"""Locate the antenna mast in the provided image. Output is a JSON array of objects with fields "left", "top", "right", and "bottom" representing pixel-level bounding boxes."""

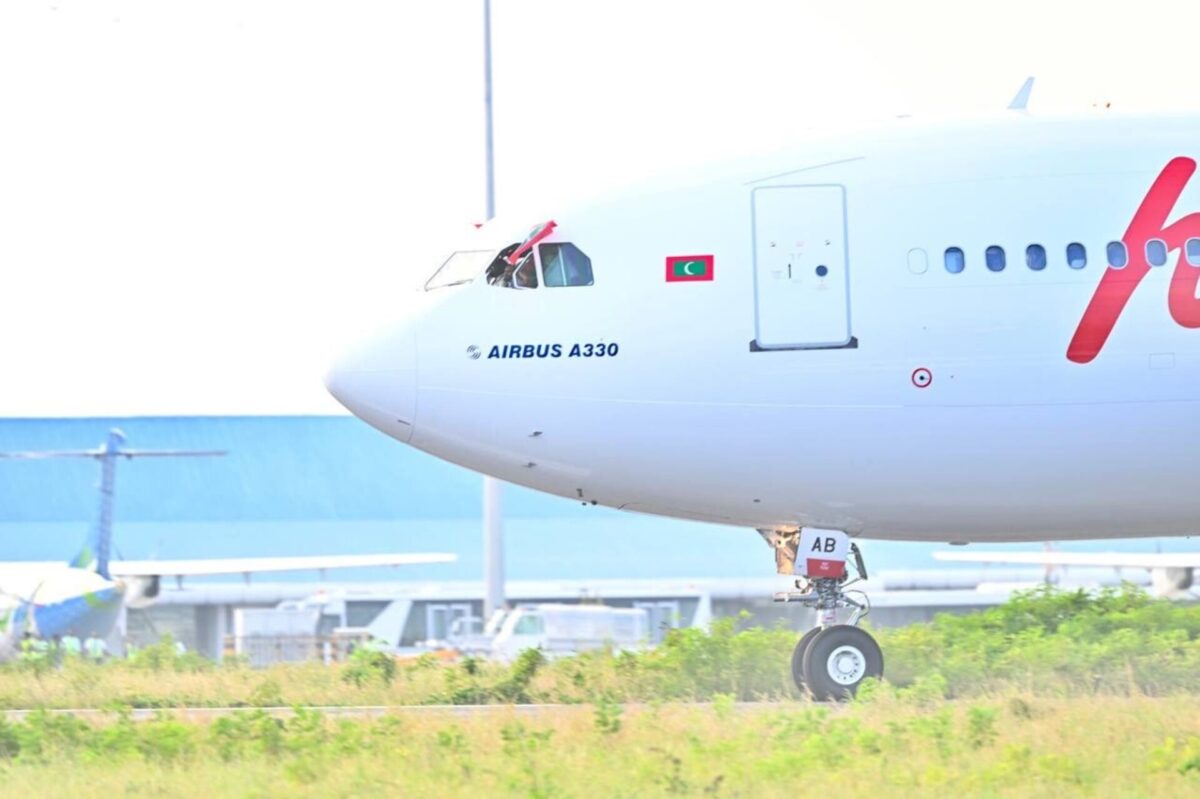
[
  {"left": 481, "top": 0, "right": 506, "bottom": 622},
  {"left": 0, "top": 428, "right": 225, "bottom": 578}
]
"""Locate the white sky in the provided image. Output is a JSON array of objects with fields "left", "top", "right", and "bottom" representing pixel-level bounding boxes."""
[{"left": 3, "top": 0, "right": 1199, "bottom": 416}]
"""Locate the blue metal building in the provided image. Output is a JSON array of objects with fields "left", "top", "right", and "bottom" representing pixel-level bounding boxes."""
[{"left": 0, "top": 416, "right": 779, "bottom": 581}]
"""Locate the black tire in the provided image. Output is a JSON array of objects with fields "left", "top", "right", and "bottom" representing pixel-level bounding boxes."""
[
  {"left": 801, "top": 625, "right": 883, "bottom": 702},
  {"left": 789, "top": 628, "right": 823, "bottom": 693}
]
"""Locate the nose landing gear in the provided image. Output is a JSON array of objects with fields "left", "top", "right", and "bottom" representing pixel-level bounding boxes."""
[
  {"left": 795, "top": 624, "right": 884, "bottom": 700},
  {"left": 765, "top": 528, "right": 884, "bottom": 700}
]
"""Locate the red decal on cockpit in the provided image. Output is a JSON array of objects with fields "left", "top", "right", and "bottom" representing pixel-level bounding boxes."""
[
  {"left": 506, "top": 220, "right": 558, "bottom": 265},
  {"left": 1068, "top": 157, "right": 1200, "bottom": 363}
]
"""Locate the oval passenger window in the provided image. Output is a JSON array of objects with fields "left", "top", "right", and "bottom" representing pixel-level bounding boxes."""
[
  {"left": 944, "top": 247, "right": 965, "bottom": 274},
  {"left": 1066, "top": 243, "right": 1087, "bottom": 269},
  {"left": 1107, "top": 241, "right": 1128, "bottom": 269},
  {"left": 1026, "top": 244, "right": 1047, "bottom": 271},
  {"left": 985, "top": 246, "right": 1006, "bottom": 272},
  {"left": 1146, "top": 239, "right": 1168, "bottom": 267},
  {"left": 1186, "top": 238, "right": 1200, "bottom": 267}
]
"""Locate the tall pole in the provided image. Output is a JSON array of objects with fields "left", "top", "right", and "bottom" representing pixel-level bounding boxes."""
[
  {"left": 483, "top": 0, "right": 496, "bottom": 220},
  {"left": 94, "top": 430, "right": 124, "bottom": 579},
  {"left": 483, "top": 474, "right": 504, "bottom": 620},
  {"left": 481, "top": 0, "right": 506, "bottom": 622}
]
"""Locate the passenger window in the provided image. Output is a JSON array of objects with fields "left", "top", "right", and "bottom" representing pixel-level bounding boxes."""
[
  {"left": 985, "top": 246, "right": 1006, "bottom": 272},
  {"left": 1107, "top": 241, "right": 1128, "bottom": 269},
  {"left": 944, "top": 247, "right": 965, "bottom": 274},
  {"left": 1026, "top": 244, "right": 1047, "bottom": 271},
  {"left": 539, "top": 243, "right": 594, "bottom": 287},
  {"left": 1186, "top": 238, "right": 1200, "bottom": 266},
  {"left": 1146, "top": 238, "right": 1168, "bottom": 267},
  {"left": 1066, "top": 243, "right": 1087, "bottom": 269},
  {"left": 906, "top": 248, "right": 929, "bottom": 275}
]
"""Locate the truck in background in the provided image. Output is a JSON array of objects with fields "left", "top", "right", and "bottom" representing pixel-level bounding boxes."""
[{"left": 448, "top": 603, "right": 651, "bottom": 661}]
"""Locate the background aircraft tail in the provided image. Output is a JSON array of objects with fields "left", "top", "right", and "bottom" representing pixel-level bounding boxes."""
[
  {"left": 69, "top": 521, "right": 111, "bottom": 579},
  {"left": 6, "top": 427, "right": 225, "bottom": 581}
]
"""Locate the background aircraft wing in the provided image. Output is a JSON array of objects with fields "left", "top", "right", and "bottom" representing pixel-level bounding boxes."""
[
  {"left": 933, "top": 551, "right": 1200, "bottom": 569},
  {"left": 109, "top": 552, "right": 456, "bottom": 578},
  {"left": 0, "top": 449, "right": 101, "bottom": 459},
  {"left": 111, "top": 449, "right": 226, "bottom": 458}
]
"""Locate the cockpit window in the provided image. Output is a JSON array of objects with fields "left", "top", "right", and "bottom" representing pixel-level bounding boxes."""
[
  {"left": 512, "top": 253, "right": 538, "bottom": 289},
  {"left": 540, "top": 243, "right": 594, "bottom": 287},
  {"left": 485, "top": 222, "right": 557, "bottom": 289},
  {"left": 486, "top": 243, "right": 523, "bottom": 287},
  {"left": 425, "top": 250, "right": 495, "bottom": 290},
  {"left": 482, "top": 222, "right": 594, "bottom": 290}
]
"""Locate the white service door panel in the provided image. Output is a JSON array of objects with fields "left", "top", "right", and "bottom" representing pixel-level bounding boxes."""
[{"left": 752, "top": 185, "right": 851, "bottom": 349}]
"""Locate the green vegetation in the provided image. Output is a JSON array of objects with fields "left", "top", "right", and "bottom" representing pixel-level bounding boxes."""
[
  {"left": 1, "top": 696, "right": 1199, "bottom": 797},
  {"left": 2, "top": 586, "right": 1198, "bottom": 709},
  {"left": 0, "top": 587, "right": 1199, "bottom": 796}
]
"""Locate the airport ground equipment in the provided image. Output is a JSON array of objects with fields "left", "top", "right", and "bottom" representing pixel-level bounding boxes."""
[
  {"left": 449, "top": 603, "right": 651, "bottom": 662},
  {"left": 767, "top": 528, "right": 882, "bottom": 700}
]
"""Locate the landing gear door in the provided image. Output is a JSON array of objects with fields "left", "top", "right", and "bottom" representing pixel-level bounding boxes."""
[{"left": 752, "top": 185, "right": 852, "bottom": 350}]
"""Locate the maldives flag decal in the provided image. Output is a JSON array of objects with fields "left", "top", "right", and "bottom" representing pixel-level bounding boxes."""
[{"left": 665, "top": 254, "right": 714, "bottom": 282}]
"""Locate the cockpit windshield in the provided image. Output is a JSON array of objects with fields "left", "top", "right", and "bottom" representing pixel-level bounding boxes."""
[
  {"left": 425, "top": 250, "right": 495, "bottom": 291},
  {"left": 541, "top": 243, "right": 594, "bottom": 287},
  {"left": 484, "top": 220, "right": 594, "bottom": 290}
]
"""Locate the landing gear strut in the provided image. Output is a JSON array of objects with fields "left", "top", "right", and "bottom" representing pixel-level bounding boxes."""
[{"left": 763, "top": 528, "right": 883, "bottom": 700}]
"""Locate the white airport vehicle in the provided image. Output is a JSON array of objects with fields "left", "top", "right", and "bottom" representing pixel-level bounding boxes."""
[
  {"left": 0, "top": 430, "right": 456, "bottom": 657},
  {"left": 327, "top": 84, "right": 1200, "bottom": 698},
  {"left": 443, "top": 614, "right": 494, "bottom": 655},
  {"left": 470, "top": 604, "right": 650, "bottom": 662}
]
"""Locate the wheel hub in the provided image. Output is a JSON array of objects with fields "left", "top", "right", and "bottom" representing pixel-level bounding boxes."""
[{"left": 826, "top": 644, "right": 865, "bottom": 685}]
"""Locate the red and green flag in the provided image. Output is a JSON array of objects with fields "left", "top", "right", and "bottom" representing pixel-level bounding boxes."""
[{"left": 665, "top": 254, "right": 714, "bottom": 282}]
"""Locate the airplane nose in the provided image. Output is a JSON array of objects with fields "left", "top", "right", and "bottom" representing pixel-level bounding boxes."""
[{"left": 325, "top": 324, "right": 418, "bottom": 443}]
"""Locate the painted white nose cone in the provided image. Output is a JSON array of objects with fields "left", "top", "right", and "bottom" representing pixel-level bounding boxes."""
[{"left": 325, "top": 325, "right": 417, "bottom": 443}]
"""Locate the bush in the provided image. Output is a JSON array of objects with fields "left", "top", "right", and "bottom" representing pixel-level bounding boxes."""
[
  {"left": 877, "top": 584, "right": 1200, "bottom": 696},
  {"left": 341, "top": 648, "right": 397, "bottom": 688},
  {"left": 138, "top": 714, "right": 196, "bottom": 763},
  {"left": 493, "top": 649, "right": 545, "bottom": 703},
  {"left": 127, "top": 634, "right": 212, "bottom": 674},
  {"left": 521, "top": 584, "right": 1200, "bottom": 702},
  {"left": 0, "top": 585, "right": 1194, "bottom": 713},
  {"left": 248, "top": 679, "right": 283, "bottom": 708}
]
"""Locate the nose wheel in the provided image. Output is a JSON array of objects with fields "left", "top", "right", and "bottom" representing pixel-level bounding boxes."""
[
  {"left": 766, "top": 529, "right": 884, "bottom": 700},
  {"left": 796, "top": 625, "right": 883, "bottom": 700},
  {"left": 789, "top": 627, "right": 822, "bottom": 691}
]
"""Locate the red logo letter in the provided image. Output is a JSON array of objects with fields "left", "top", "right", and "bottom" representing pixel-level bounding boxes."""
[{"left": 1068, "top": 157, "right": 1200, "bottom": 363}]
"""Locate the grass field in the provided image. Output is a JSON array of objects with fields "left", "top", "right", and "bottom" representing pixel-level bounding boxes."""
[
  {"left": 3, "top": 585, "right": 1199, "bottom": 710},
  {"left": 2, "top": 586, "right": 1199, "bottom": 796},
  {"left": 1, "top": 694, "right": 1199, "bottom": 797}
]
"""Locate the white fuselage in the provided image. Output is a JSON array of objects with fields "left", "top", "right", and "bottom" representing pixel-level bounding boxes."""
[
  {"left": 328, "top": 112, "right": 1200, "bottom": 543},
  {"left": 0, "top": 563, "right": 123, "bottom": 647}
]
